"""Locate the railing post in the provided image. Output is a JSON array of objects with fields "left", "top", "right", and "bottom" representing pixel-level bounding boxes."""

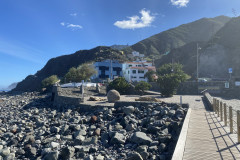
[
  {"left": 215, "top": 99, "right": 218, "bottom": 114},
  {"left": 217, "top": 100, "right": 220, "bottom": 117},
  {"left": 229, "top": 106, "right": 233, "bottom": 133},
  {"left": 224, "top": 103, "right": 227, "bottom": 126},
  {"left": 213, "top": 98, "right": 216, "bottom": 113},
  {"left": 220, "top": 101, "right": 223, "bottom": 121},
  {"left": 237, "top": 111, "right": 240, "bottom": 143}
]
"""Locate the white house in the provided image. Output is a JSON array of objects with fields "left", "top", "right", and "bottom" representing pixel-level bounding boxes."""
[
  {"left": 132, "top": 51, "right": 144, "bottom": 58},
  {"left": 123, "top": 60, "right": 156, "bottom": 82}
]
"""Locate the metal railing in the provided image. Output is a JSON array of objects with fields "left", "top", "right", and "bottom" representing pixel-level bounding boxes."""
[{"left": 211, "top": 97, "right": 240, "bottom": 143}]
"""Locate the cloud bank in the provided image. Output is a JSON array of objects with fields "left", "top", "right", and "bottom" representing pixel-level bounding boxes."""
[
  {"left": 170, "top": 0, "right": 190, "bottom": 7},
  {"left": 114, "top": 9, "right": 155, "bottom": 29}
]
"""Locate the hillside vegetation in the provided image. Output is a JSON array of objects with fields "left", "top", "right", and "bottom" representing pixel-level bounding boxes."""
[{"left": 124, "top": 16, "right": 231, "bottom": 57}]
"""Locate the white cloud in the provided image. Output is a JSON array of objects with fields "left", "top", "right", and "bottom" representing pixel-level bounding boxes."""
[
  {"left": 170, "top": 0, "right": 190, "bottom": 7},
  {"left": 66, "top": 24, "right": 83, "bottom": 30},
  {"left": 60, "top": 22, "right": 82, "bottom": 30},
  {"left": 114, "top": 9, "right": 155, "bottom": 29},
  {"left": 70, "top": 13, "right": 77, "bottom": 17}
]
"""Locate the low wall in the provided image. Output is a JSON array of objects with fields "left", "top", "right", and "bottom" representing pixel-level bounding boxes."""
[
  {"left": 114, "top": 101, "right": 189, "bottom": 109},
  {"left": 177, "top": 81, "right": 227, "bottom": 96},
  {"left": 172, "top": 108, "right": 191, "bottom": 160},
  {"left": 203, "top": 92, "right": 213, "bottom": 110},
  {"left": 54, "top": 95, "right": 84, "bottom": 107},
  {"left": 52, "top": 86, "right": 84, "bottom": 108}
]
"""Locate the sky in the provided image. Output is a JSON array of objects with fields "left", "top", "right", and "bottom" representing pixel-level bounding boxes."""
[{"left": 0, "top": 0, "right": 240, "bottom": 89}]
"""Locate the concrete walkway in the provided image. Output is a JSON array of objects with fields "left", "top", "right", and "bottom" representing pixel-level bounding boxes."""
[
  {"left": 181, "top": 97, "right": 240, "bottom": 160},
  {"left": 158, "top": 95, "right": 240, "bottom": 159}
]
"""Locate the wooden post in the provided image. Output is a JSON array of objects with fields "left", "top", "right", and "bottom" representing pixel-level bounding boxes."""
[
  {"left": 237, "top": 111, "right": 240, "bottom": 143},
  {"left": 220, "top": 101, "right": 223, "bottom": 121},
  {"left": 224, "top": 103, "right": 227, "bottom": 126},
  {"left": 214, "top": 98, "right": 218, "bottom": 114},
  {"left": 217, "top": 100, "right": 220, "bottom": 117},
  {"left": 213, "top": 98, "right": 216, "bottom": 112},
  {"left": 229, "top": 106, "right": 233, "bottom": 133}
]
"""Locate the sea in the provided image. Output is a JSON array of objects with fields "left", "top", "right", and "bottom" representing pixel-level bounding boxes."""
[{"left": 0, "top": 90, "right": 10, "bottom": 93}]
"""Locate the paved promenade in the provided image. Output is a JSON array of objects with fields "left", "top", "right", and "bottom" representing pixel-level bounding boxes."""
[{"left": 161, "top": 95, "right": 240, "bottom": 160}]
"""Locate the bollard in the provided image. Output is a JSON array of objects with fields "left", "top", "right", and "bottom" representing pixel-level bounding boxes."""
[
  {"left": 229, "top": 106, "right": 233, "bottom": 133},
  {"left": 220, "top": 101, "right": 223, "bottom": 121},
  {"left": 237, "top": 111, "right": 240, "bottom": 143},
  {"left": 224, "top": 103, "right": 227, "bottom": 126}
]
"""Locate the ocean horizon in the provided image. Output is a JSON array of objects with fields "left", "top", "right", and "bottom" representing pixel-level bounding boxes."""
[{"left": 0, "top": 89, "right": 10, "bottom": 92}]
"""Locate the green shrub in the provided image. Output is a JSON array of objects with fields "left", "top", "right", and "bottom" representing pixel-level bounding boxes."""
[
  {"left": 135, "top": 81, "right": 152, "bottom": 95},
  {"left": 42, "top": 75, "right": 59, "bottom": 90},
  {"left": 107, "top": 77, "right": 131, "bottom": 95},
  {"left": 64, "top": 63, "right": 97, "bottom": 82},
  {"left": 157, "top": 63, "right": 190, "bottom": 97},
  {"left": 144, "top": 70, "right": 156, "bottom": 82}
]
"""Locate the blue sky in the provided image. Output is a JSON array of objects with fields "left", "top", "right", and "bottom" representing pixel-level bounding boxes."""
[{"left": 0, "top": 0, "right": 240, "bottom": 88}]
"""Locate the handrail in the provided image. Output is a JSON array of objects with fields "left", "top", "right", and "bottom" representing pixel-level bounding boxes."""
[{"left": 203, "top": 92, "right": 240, "bottom": 143}]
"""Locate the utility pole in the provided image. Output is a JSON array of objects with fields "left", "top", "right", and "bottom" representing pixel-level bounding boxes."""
[
  {"left": 196, "top": 43, "right": 201, "bottom": 95},
  {"left": 196, "top": 43, "right": 201, "bottom": 81},
  {"left": 197, "top": 43, "right": 199, "bottom": 81}
]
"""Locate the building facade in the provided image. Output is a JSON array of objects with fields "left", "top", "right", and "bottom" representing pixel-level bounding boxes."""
[
  {"left": 93, "top": 60, "right": 123, "bottom": 80},
  {"left": 123, "top": 60, "right": 156, "bottom": 82}
]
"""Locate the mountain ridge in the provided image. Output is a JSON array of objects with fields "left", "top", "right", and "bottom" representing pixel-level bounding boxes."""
[{"left": 124, "top": 15, "right": 231, "bottom": 57}]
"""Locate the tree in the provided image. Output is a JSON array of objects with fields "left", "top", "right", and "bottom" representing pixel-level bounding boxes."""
[
  {"left": 42, "top": 75, "right": 59, "bottom": 90},
  {"left": 157, "top": 63, "right": 190, "bottom": 97},
  {"left": 64, "top": 63, "right": 97, "bottom": 83},
  {"left": 135, "top": 81, "right": 152, "bottom": 95},
  {"left": 144, "top": 70, "right": 156, "bottom": 82},
  {"left": 107, "top": 77, "right": 132, "bottom": 95}
]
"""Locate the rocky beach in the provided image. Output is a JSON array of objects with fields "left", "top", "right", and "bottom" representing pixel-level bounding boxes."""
[{"left": 0, "top": 92, "right": 188, "bottom": 160}]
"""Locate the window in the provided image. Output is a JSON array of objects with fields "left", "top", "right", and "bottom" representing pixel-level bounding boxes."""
[
  {"left": 138, "top": 65, "right": 142, "bottom": 67},
  {"left": 132, "top": 70, "right": 136, "bottom": 74},
  {"left": 129, "top": 65, "right": 132, "bottom": 67},
  {"left": 140, "top": 77, "right": 145, "bottom": 79},
  {"left": 138, "top": 70, "right": 144, "bottom": 74},
  {"left": 128, "top": 71, "right": 129, "bottom": 74}
]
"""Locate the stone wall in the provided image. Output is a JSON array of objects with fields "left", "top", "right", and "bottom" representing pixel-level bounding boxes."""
[
  {"left": 52, "top": 86, "right": 84, "bottom": 108},
  {"left": 177, "top": 81, "right": 227, "bottom": 96}
]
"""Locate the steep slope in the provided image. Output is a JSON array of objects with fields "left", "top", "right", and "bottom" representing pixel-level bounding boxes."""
[
  {"left": 125, "top": 16, "right": 231, "bottom": 57},
  {"left": 199, "top": 16, "right": 240, "bottom": 78},
  {"left": 14, "top": 46, "right": 127, "bottom": 91},
  {"left": 154, "top": 41, "right": 206, "bottom": 78},
  {"left": 155, "top": 16, "right": 240, "bottom": 79}
]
